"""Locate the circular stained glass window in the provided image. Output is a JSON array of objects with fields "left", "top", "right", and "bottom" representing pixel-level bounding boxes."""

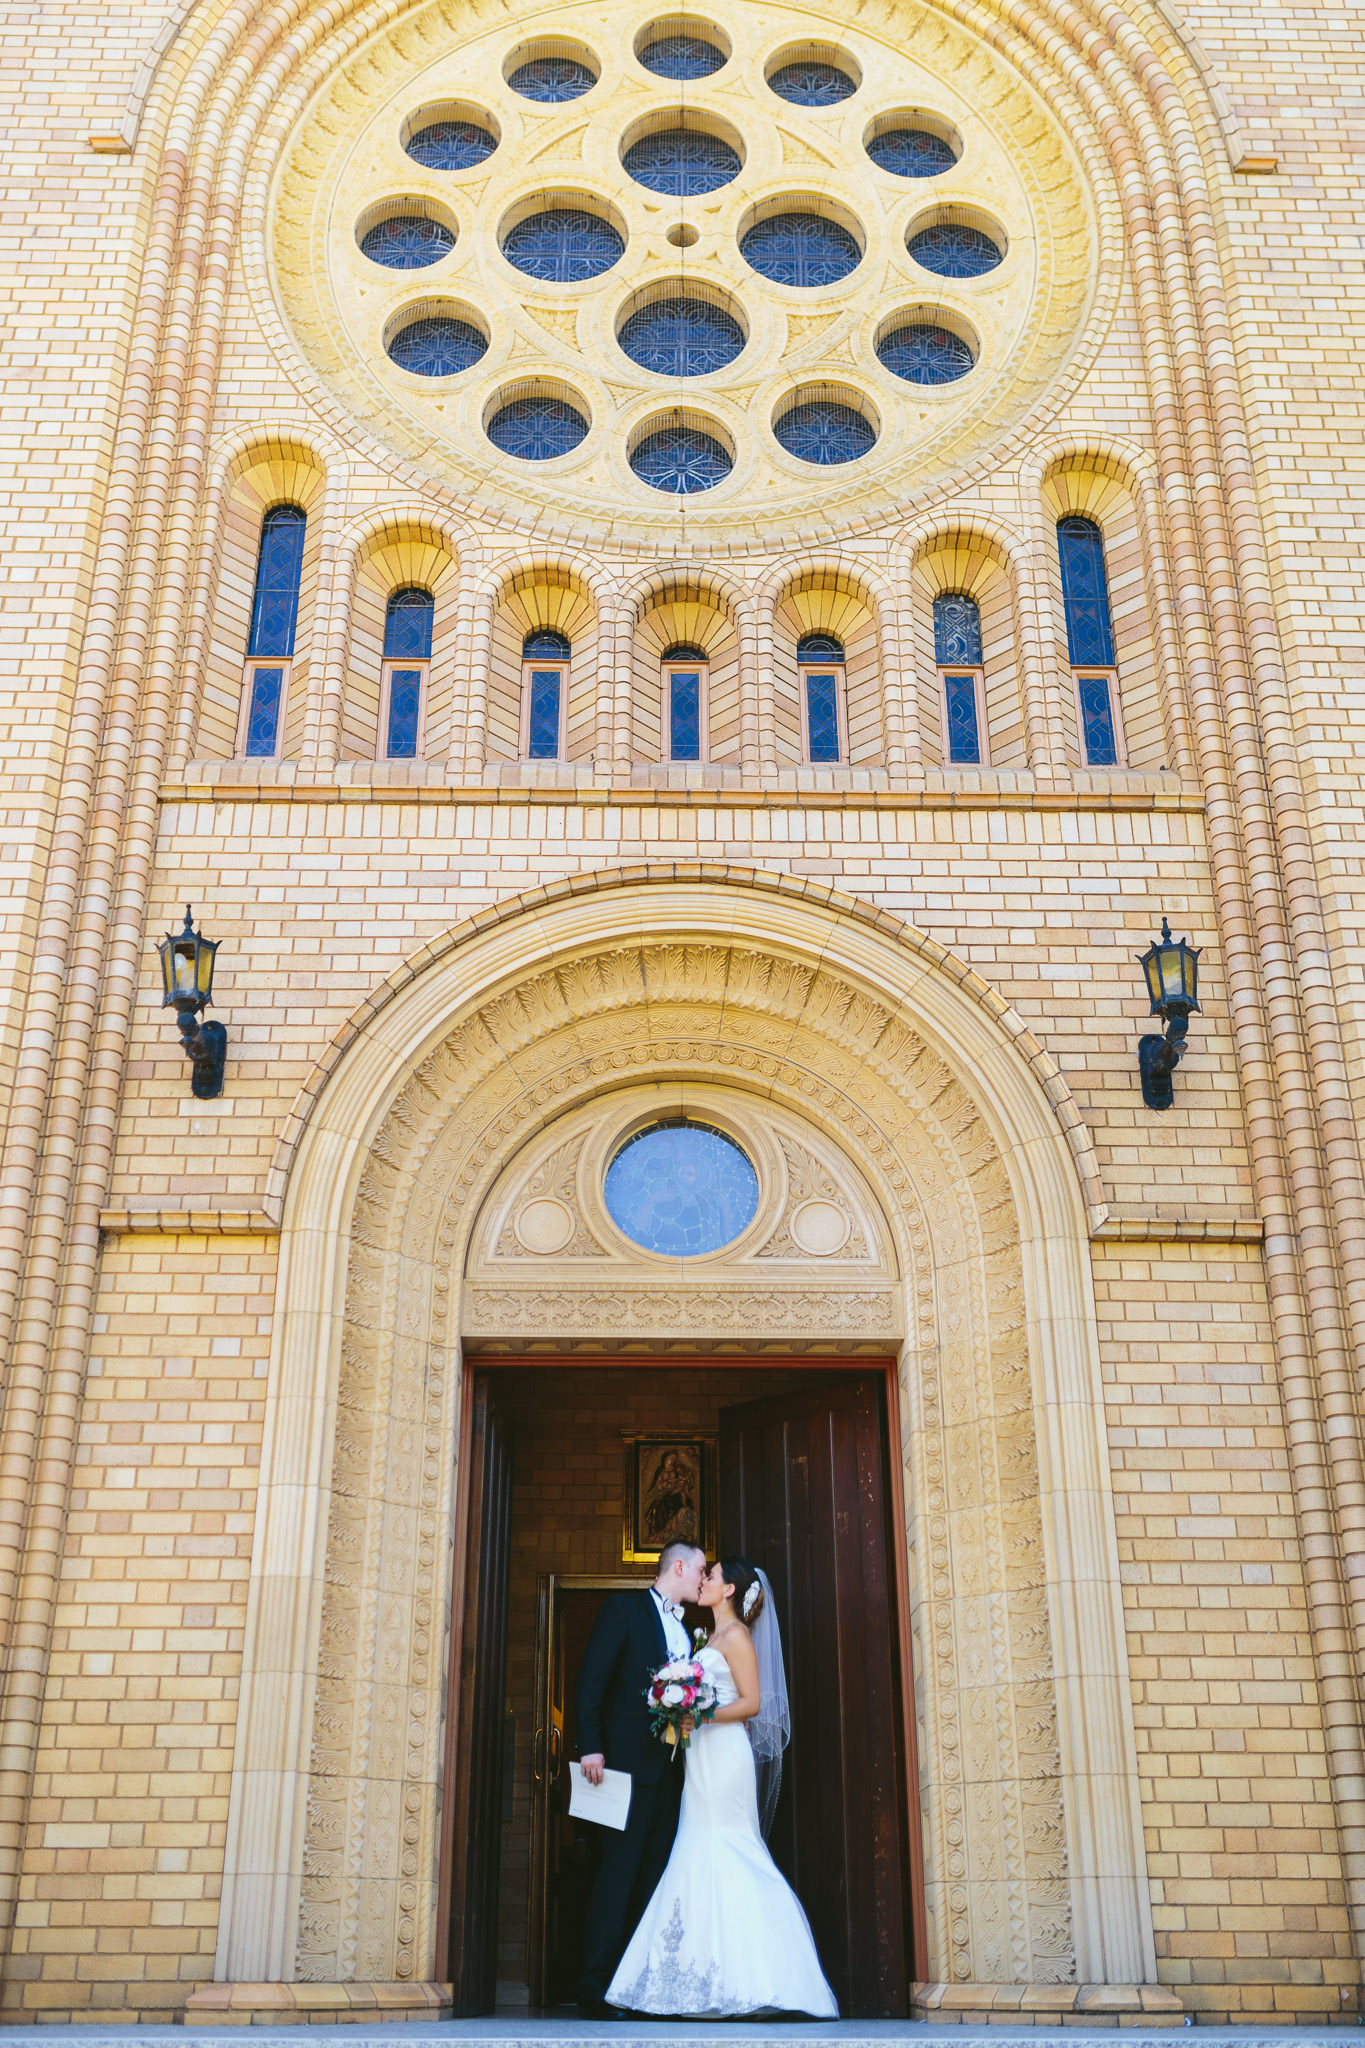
[
  {"left": 630, "top": 422, "right": 733, "bottom": 492},
  {"left": 866, "top": 126, "right": 956, "bottom": 177},
  {"left": 878, "top": 320, "right": 975, "bottom": 383},
  {"left": 386, "top": 315, "right": 487, "bottom": 376},
  {"left": 768, "top": 58, "right": 856, "bottom": 105},
  {"left": 605, "top": 1120, "right": 759, "bottom": 1256},
  {"left": 487, "top": 395, "right": 589, "bottom": 459},
  {"left": 908, "top": 221, "right": 1003, "bottom": 277},
  {"left": 508, "top": 55, "right": 597, "bottom": 101},
  {"left": 740, "top": 210, "right": 860, "bottom": 287},
  {"left": 502, "top": 207, "right": 625, "bottom": 282},
  {"left": 360, "top": 214, "right": 455, "bottom": 269},
  {"left": 619, "top": 295, "right": 744, "bottom": 376},
  {"left": 639, "top": 32, "right": 727, "bottom": 77},
  {"left": 623, "top": 127, "right": 742, "bottom": 196},
  {"left": 404, "top": 119, "right": 498, "bottom": 169},
  {"left": 774, "top": 399, "right": 875, "bottom": 464}
]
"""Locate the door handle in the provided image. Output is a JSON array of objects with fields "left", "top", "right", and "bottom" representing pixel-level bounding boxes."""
[
  {"left": 549, "top": 1724, "right": 562, "bottom": 1784},
  {"left": 532, "top": 1727, "right": 544, "bottom": 1784}
]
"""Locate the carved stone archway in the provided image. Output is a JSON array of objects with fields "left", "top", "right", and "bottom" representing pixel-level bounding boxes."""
[{"left": 216, "top": 875, "right": 1153, "bottom": 1997}]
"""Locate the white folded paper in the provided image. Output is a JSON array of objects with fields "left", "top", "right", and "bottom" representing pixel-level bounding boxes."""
[{"left": 568, "top": 1761, "right": 633, "bottom": 1831}]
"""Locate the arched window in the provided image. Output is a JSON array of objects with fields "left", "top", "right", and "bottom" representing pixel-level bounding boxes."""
[
  {"left": 662, "top": 643, "right": 708, "bottom": 761},
  {"left": 238, "top": 504, "right": 305, "bottom": 757},
  {"left": 380, "top": 586, "right": 433, "bottom": 759},
  {"left": 1057, "top": 516, "right": 1124, "bottom": 766},
  {"left": 521, "top": 628, "right": 570, "bottom": 759},
  {"left": 933, "top": 593, "right": 987, "bottom": 765},
  {"left": 797, "top": 633, "right": 845, "bottom": 764}
]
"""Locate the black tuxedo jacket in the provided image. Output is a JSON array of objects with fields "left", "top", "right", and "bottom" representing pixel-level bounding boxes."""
[{"left": 575, "top": 1589, "right": 674, "bottom": 1785}]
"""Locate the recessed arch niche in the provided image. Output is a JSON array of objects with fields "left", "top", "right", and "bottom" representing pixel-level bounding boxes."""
[{"left": 216, "top": 875, "right": 1153, "bottom": 1998}]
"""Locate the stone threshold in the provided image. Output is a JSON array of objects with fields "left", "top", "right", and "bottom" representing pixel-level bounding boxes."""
[{"left": 175, "top": 1985, "right": 1191, "bottom": 2031}]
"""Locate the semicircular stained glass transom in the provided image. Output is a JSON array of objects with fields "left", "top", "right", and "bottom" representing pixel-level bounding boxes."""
[{"left": 604, "top": 1120, "right": 760, "bottom": 1255}]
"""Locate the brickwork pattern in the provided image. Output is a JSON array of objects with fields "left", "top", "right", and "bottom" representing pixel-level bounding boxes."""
[{"left": 0, "top": 0, "right": 1364, "bottom": 2022}]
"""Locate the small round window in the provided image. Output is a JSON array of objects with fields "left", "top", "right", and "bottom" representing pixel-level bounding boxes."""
[{"left": 605, "top": 1120, "right": 759, "bottom": 1256}]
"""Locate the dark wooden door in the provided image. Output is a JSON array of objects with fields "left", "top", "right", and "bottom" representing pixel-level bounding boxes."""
[
  {"left": 446, "top": 1376, "right": 514, "bottom": 2014},
  {"left": 719, "top": 1374, "right": 911, "bottom": 2017}
]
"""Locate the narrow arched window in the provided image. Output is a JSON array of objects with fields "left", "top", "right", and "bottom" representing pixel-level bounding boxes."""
[
  {"left": 239, "top": 504, "right": 306, "bottom": 757},
  {"left": 662, "top": 643, "right": 708, "bottom": 761},
  {"left": 381, "top": 586, "right": 433, "bottom": 759},
  {"left": 521, "top": 628, "right": 569, "bottom": 759},
  {"left": 1057, "top": 516, "right": 1124, "bottom": 766},
  {"left": 933, "top": 593, "right": 987, "bottom": 765},
  {"left": 797, "top": 633, "right": 845, "bottom": 764}
]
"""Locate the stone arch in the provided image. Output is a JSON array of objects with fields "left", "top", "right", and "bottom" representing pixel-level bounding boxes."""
[{"left": 218, "top": 875, "right": 1150, "bottom": 1996}]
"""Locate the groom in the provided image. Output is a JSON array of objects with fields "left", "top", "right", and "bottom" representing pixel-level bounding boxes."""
[{"left": 574, "top": 1538, "right": 707, "bottom": 2018}]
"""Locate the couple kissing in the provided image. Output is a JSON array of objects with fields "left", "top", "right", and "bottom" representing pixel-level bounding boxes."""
[{"left": 574, "top": 1540, "right": 837, "bottom": 2020}]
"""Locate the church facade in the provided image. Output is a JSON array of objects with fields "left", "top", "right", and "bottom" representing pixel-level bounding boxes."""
[{"left": 2, "top": 0, "right": 1364, "bottom": 2023}]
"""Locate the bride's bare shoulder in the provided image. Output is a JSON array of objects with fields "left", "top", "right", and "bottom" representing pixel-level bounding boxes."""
[{"left": 713, "top": 1621, "right": 758, "bottom": 1678}]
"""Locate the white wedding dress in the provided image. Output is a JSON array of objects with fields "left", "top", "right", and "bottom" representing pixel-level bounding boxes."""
[{"left": 606, "top": 1644, "right": 838, "bottom": 2018}]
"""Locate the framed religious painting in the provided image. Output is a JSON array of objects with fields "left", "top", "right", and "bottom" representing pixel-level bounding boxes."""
[{"left": 622, "top": 1433, "right": 717, "bottom": 1564}]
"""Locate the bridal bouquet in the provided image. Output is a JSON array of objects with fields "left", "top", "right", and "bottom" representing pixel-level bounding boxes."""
[{"left": 646, "top": 1656, "right": 717, "bottom": 1756}]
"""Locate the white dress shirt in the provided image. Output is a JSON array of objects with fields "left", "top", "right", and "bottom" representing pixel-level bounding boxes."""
[{"left": 650, "top": 1585, "right": 691, "bottom": 1661}]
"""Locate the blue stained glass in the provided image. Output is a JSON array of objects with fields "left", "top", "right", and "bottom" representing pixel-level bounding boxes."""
[
  {"left": 668, "top": 669, "right": 701, "bottom": 759},
  {"left": 359, "top": 214, "right": 455, "bottom": 268},
  {"left": 934, "top": 593, "right": 982, "bottom": 666},
  {"left": 798, "top": 632, "right": 844, "bottom": 662},
  {"left": 386, "top": 668, "right": 423, "bottom": 757},
  {"left": 908, "top": 221, "right": 1003, "bottom": 277},
  {"left": 488, "top": 396, "right": 589, "bottom": 459},
  {"left": 524, "top": 628, "right": 571, "bottom": 659},
  {"left": 805, "top": 671, "right": 840, "bottom": 762},
  {"left": 1057, "top": 516, "right": 1116, "bottom": 665},
  {"left": 526, "top": 667, "right": 562, "bottom": 757},
  {"left": 243, "top": 665, "right": 284, "bottom": 757},
  {"left": 878, "top": 321, "right": 974, "bottom": 384},
  {"left": 768, "top": 59, "right": 855, "bottom": 105},
  {"left": 387, "top": 315, "right": 487, "bottom": 376},
  {"left": 605, "top": 1120, "right": 758, "bottom": 1256},
  {"left": 623, "top": 127, "right": 741, "bottom": 195},
  {"left": 508, "top": 55, "right": 596, "bottom": 101},
  {"left": 384, "top": 586, "right": 434, "bottom": 659},
  {"left": 1077, "top": 675, "right": 1119, "bottom": 765},
  {"left": 775, "top": 399, "right": 875, "bottom": 465},
  {"left": 404, "top": 118, "right": 498, "bottom": 169},
  {"left": 866, "top": 125, "right": 956, "bottom": 176},
  {"left": 618, "top": 295, "right": 744, "bottom": 376},
  {"left": 741, "top": 211, "right": 860, "bottom": 287},
  {"left": 248, "top": 506, "right": 306, "bottom": 658},
  {"left": 943, "top": 673, "right": 982, "bottom": 763},
  {"left": 639, "top": 33, "right": 726, "bottom": 77},
  {"left": 502, "top": 207, "right": 624, "bottom": 282},
  {"left": 631, "top": 423, "right": 732, "bottom": 493}
]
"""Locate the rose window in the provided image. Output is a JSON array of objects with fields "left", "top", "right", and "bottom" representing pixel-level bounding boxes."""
[{"left": 284, "top": 0, "right": 1097, "bottom": 538}]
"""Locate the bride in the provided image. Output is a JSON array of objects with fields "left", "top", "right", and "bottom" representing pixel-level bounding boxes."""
[{"left": 606, "top": 1557, "right": 838, "bottom": 2019}]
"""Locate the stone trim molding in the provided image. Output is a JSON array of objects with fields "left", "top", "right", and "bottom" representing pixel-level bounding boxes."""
[{"left": 215, "top": 878, "right": 1154, "bottom": 1993}]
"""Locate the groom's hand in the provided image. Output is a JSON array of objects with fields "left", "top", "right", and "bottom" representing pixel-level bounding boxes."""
[{"left": 581, "top": 1753, "right": 605, "bottom": 1786}]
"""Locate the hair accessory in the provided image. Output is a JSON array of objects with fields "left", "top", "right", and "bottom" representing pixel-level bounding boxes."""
[{"left": 742, "top": 1581, "right": 760, "bottom": 1618}]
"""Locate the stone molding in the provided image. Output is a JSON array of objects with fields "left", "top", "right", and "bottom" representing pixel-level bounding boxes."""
[{"left": 215, "top": 880, "right": 1153, "bottom": 1995}]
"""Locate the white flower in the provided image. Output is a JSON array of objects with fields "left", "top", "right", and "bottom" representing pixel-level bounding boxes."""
[
  {"left": 657, "top": 1659, "right": 696, "bottom": 1680},
  {"left": 660, "top": 1682, "right": 686, "bottom": 1707}
]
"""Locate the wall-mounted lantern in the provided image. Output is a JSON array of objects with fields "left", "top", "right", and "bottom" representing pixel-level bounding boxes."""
[
  {"left": 1136, "top": 916, "right": 1200, "bottom": 1110},
  {"left": 157, "top": 906, "right": 226, "bottom": 1099}
]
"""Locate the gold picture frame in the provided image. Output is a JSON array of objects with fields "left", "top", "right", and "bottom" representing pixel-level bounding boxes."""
[{"left": 622, "top": 1433, "right": 718, "bottom": 1565}]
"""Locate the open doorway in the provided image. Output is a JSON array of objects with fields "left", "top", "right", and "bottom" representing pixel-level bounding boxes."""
[{"left": 440, "top": 1360, "right": 923, "bottom": 2018}]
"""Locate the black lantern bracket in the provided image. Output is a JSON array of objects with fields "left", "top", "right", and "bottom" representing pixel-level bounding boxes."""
[
  {"left": 157, "top": 905, "right": 226, "bottom": 1099},
  {"left": 1136, "top": 916, "right": 1201, "bottom": 1111}
]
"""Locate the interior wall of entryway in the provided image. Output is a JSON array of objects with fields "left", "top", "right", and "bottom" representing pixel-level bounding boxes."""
[{"left": 487, "top": 1360, "right": 817, "bottom": 2003}]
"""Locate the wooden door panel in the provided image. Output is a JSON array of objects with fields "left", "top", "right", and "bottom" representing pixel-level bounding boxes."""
[
  {"left": 719, "top": 1374, "right": 910, "bottom": 2017},
  {"left": 446, "top": 1376, "right": 514, "bottom": 2014}
]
